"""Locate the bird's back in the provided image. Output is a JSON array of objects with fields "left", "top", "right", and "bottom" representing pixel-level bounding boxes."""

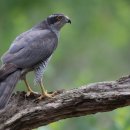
[{"left": 2, "top": 29, "right": 58, "bottom": 69}]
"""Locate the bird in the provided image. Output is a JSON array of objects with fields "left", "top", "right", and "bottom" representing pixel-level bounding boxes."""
[{"left": 0, "top": 13, "right": 71, "bottom": 109}]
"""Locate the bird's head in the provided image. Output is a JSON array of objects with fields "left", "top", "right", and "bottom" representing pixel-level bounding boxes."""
[{"left": 47, "top": 14, "right": 71, "bottom": 31}]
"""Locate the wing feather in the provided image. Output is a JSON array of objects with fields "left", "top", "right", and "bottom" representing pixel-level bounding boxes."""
[{"left": 2, "top": 30, "right": 58, "bottom": 68}]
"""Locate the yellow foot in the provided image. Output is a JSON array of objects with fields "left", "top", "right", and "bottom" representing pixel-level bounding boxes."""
[
  {"left": 26, "top": 90, "right": 39, "bottom": 97},
  {"left": 37, "top": 91, "right": 56, "bottom": 100}
]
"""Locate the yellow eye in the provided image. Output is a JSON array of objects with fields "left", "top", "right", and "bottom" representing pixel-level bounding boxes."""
[{"left": 56, "top": 16, "right": 62, "bottom": 21}]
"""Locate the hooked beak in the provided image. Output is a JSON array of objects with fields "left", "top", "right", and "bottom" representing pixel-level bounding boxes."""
[
  {"left": 65, "top": 16, "right": 71, "bottom": 24},
  {"left": 67, "top": 19, "right": 71, "bottom": 24}
]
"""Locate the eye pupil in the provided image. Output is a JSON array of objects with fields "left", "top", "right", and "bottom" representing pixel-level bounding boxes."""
[{"left": 57, "top": 16, "right": 62, "bottom": 21}]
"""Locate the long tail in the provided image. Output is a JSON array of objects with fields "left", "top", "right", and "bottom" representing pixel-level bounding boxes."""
[{"left": 0, "top": 64, "right": 21, "bottom": 109}]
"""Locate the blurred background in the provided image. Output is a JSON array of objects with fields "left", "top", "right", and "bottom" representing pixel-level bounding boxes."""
[{"left": 0, "top": 0, "right": 130, "bottom": 130}]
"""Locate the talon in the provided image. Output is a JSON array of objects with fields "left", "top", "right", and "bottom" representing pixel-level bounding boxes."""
[
  {"left": 23, "top": 77, "right": 38, "bottom": 97},
  {"left": 26, "top": 90, "right": 39, "bottom": 97},
  {"left": 36, "top": 78, "right": 57, "bottom": 100},
  {"left": 45, "top": 91, "right": 55, "bottom": 97},
  {"left": 37, "top": 91, "right": 55, "bottom": 100}
]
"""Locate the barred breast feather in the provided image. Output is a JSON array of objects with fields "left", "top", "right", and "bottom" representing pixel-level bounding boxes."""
[{"left": 34, "top": 56, "right": 51, "bottom": 85}]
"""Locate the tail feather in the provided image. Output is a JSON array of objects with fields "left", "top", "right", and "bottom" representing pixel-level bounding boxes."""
[
  {"left": 0, "top": 63, "right": 17, "bottom": 81},
  {"left": 0, "top": 70, "right": 21, "bottom": 109}
]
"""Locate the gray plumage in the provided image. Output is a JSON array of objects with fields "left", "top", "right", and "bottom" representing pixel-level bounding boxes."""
[
  {"left": 0, "top": 13, "right": 71, "bottom": 109},
  {"left": 0, "top": 70, "right": 21, "bottom": 108}
]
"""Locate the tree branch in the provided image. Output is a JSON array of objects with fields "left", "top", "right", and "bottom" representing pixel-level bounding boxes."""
[{"left": 0, "top": 75, "right": 130, "bottom": 130}]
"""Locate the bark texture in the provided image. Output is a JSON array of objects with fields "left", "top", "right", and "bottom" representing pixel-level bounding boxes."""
[{"left": 0, "top": 75, "right": 130, "bottom": 130}]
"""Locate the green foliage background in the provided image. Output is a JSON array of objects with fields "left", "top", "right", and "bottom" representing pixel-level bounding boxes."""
[{"left": 0, "top": 0, "right": 130, "bottom": 130}]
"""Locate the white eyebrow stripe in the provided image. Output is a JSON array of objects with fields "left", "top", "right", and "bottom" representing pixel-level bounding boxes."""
[{"left": 65, "top": 16, "right": 70, "bottom": 19}]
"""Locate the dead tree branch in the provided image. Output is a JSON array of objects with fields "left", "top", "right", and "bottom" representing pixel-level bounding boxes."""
[{"left": 0, "top": 75, "right": 130, "bottom": 130}]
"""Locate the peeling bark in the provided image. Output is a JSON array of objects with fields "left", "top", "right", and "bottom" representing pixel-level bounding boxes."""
[{"left": 0, "top": 75, "right": 130, "bottom": 130}]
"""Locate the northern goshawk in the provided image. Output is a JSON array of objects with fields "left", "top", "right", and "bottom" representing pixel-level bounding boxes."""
[{"left": 0, "top": 13, "right": 71, "bottom": 109}]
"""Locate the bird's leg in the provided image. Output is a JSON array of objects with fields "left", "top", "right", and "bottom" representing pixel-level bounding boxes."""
[
  {"left": 23, "top": 76, "right": 38, "bottom": 96},
  {"left": 38, "top": 78, "right": 54, "bottom": 99}
]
